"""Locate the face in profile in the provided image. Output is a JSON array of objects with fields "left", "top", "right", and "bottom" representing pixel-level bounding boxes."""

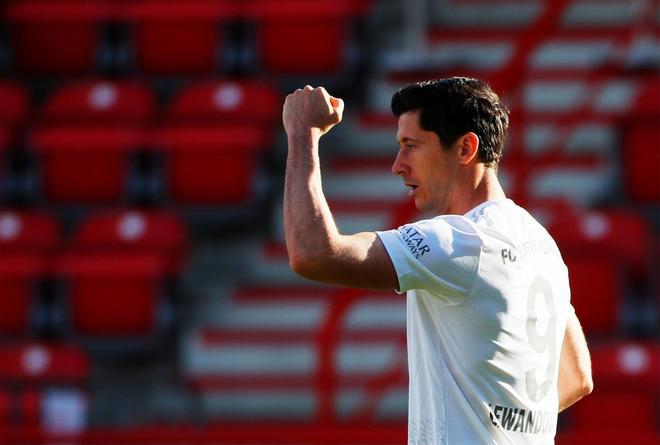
[{"left": 393, "top": 110, "right": 462, "bottom": 215}]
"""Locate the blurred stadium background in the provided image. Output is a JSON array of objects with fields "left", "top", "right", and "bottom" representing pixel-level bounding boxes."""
[{"left": 0, "top": 0, "right": 658, "bottom": 444}]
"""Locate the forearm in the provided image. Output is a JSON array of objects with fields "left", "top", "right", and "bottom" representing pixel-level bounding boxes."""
[
  {"left": 281, "top": 86, "right": 396, "bottom": 289},
  {"left": 557, "top": 370, "right": 589, "bottom": 412},
  {"left": 283, "top": 132, "right": 341, "bottom": 276}
]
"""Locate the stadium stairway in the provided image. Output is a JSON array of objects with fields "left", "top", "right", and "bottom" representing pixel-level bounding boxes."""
[{"left": 181, "top": 285, "right": 409, "bottom": 424}]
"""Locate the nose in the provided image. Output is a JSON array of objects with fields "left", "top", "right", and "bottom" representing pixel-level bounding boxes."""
[{"left": 392, "top": 148, "right": 407, "bottom": 176}]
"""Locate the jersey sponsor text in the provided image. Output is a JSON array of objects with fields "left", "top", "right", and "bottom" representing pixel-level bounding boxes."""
[{"left": 398, "top": 225, "right": 431, "bottom": 259}]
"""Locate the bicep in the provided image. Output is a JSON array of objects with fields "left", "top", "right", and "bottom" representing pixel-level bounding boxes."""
[
  {"left": 291, "top": 231, "right": 399, "bottom": 290},
  {"left": 560, "top": 310, "right": 591, "bottom": 376}
]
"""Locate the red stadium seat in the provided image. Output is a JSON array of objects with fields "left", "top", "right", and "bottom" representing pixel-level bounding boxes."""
[
  {"left": 161, "top": 81, "right": 278, "bottom": 206},
  {"left": 165, "top": 79, "right": 281, "bottom": 125},
  {"left": 244, "top": 0, "right": 368, "bottom": 74},
  {"left": 122, "top": 1, "right": 237, "bottom": 75},
  {"left": 0, "top": 342, "right": 90, "bottom": 384},
  {"left": 0, "top": 83, "right": 30, "bottom": 183},
  {"left": 0, "top": 210, "right": 60, "bottom": 335},
  {"left": 155, "top": 125, "right": 268, "bottom": 204},
  {"left": 0, "top": 210, "right": 61, "bottom": 253},
  {"left": 40, "top": 80, "right": 155, "bottom": 125},
  {"left": 71, "top": 209, "right": 187, "bottom": 276},
  {"left": 0, "top": 81, "right": 31, "bottom": 128},
  {"left": 557, "top": 429, "right": 660, "bottom": 445},
  {"left": 30, "top": 126, "right": 144, "bottom": 203},
  {"left": 631, "top": 79, "right": 660, "bottom": 121},
  {"left": 7, "top": 0, "right": 114, "bottom": 74},
  {"left": 590, "top": 342, "right": 660, "bottom": 390},
  {"left": 549, "top": 209, "right": 653, "bottom": 279},
  {"left": 572, "top": 392, "right": 655, "bottom": 432},
  {"left": 0, "top": 255, "right": 45, "bottom": 336},
  {"left": 0, "top": 81, "right": 30, "bottom": 199},
  {"left": 564, "top": 257, "right": 621, "bottom": 335},
  {"left": 54, "top": 252, "right": 166, "bottom": 337},
  {"left": 569, "top": 342, "right": 659, "bottom": 432},
  {"left": 17, "top": 389, "right": 40, "bottom": 427},
  {"left": 623, "top": 126, "right": 660, "bottom": 204},
  {"left": 0, "top": 390, "right": 10, "bottom": 425}
]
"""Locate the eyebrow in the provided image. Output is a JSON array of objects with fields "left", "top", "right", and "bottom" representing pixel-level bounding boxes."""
[{"left": 399, "top": 137, "right": 420, "bottom": 144}]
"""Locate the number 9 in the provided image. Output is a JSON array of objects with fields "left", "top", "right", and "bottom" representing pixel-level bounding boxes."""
[{"left": 525, "top": 275, "right": 558, "bottom": 403}]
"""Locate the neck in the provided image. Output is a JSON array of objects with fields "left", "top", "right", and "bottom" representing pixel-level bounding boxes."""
[{"left": 449, "top": 165, "right": 507, "bottom": 215}]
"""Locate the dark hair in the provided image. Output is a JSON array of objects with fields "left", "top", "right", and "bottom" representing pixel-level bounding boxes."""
[{"left": 391, "top": 77, "right": 509, "bottom": 168}]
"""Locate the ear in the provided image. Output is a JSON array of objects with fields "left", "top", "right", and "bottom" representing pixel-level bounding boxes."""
[{"left": 457, "top": 132, "right": 479, "bottom": 165}]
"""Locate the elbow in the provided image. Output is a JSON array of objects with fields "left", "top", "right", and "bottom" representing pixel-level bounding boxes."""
[
  {"left": 287, "top": 236, "right": 343, "bottom": 283},
  {"left": 581, "top": 375, "right": 594, "bottom": 397},
  {"left": 573, "top": 372, "right": 593, "bottom": 401},
  {"left": 288, "top": 250, "right": 326, "bottom": 281},
  {"left": 577, "top": 362, "right": 594, "bottom": 397},
  {"left": 288, "top": 254, "right": 311, "bottom": 279}
]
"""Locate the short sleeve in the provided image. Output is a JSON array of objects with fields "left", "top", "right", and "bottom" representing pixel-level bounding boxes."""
[
  {"left": 376, "top": 216, "right": 483, "bottom": 304},
  {"left": 568, "top": 303, "right": 576, "bottom": 315}
]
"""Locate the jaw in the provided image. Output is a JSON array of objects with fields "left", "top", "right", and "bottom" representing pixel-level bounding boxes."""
[
  {"left": 412, "top": 191, "right": 438, "bottom": 215},
  {"left": 418, "top": 188, "right": 455, "bottom": 216}
]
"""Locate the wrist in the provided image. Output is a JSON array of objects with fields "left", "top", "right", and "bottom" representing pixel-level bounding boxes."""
[{"left": 287, "top": 128, "right": 322, "bottom": 148}]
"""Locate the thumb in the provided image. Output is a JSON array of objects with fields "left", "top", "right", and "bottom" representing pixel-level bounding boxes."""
[{"left": 329, "top": 96, "right": 344, "bottom": 120}]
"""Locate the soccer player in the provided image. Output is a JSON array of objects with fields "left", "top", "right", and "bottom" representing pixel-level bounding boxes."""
[{"left": 282, "top": 78, "right": 593, "bottom": 444}]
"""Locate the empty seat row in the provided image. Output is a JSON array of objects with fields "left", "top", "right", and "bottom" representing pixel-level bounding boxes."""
[
  {"left": 0, "top": 78, "right": 282, "bottom": 128},
  {"left": 0, "top": 208, "right": 187, "bottom": 338},
  {"left": 12, "top": 125, "right": 270, "bottom": 204},
  {"left": 566, "top": 341, "right": 660, "bottom": 434},
  {"left": 5, "top": 0, "right": 371, "bottom": 75},
  {"left": 0, "top": 79, "right": 280, "bottom": 205}
]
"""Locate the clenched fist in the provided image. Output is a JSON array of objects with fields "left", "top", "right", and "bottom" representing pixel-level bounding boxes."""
[{"left": 283, "top": 86, "right": 344, "bottom": 138}]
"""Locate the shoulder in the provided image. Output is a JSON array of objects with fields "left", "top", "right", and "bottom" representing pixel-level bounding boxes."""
[
  {"left": 377, "top": 216, "right": 484, "bottom": 299},
  {"left": 402, "top": 214, "right": 483, "bottom": 237},
  {"left": 466, "top": 199, "right": 554, "bottom": 246},
  {"left": 388, "top": 215, "right": 484, "bottom": 260}
]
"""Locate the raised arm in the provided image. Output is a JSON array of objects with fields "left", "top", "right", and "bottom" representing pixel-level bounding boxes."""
[
  {"left": 282, "top": 86, "right": 398, "bottom": 289},
  {"left": 557, "top": 310, "right": 593, "bottom": 412}
]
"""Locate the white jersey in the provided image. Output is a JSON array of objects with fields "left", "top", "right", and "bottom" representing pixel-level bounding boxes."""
[{"left": 376, "top": 199, "right": 572, "bottom": 445}]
